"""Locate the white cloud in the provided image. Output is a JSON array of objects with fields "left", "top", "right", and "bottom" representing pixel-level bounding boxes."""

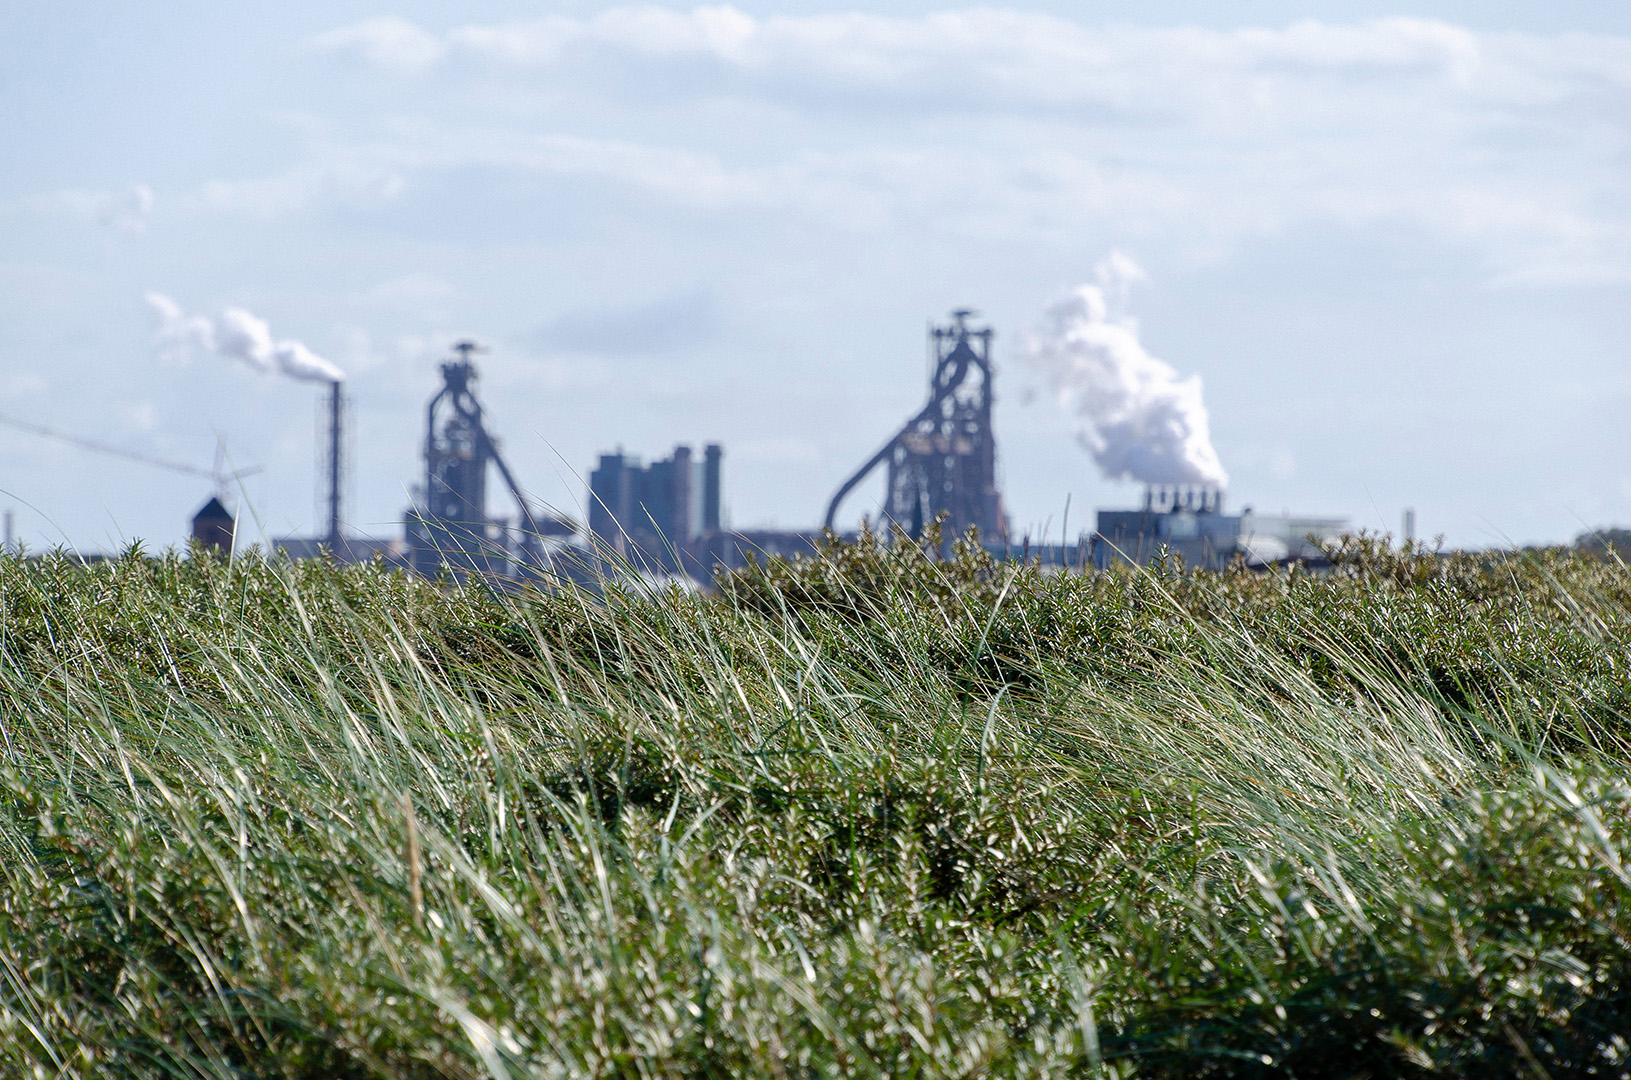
[
  {"left": 321, "top": 10, "right": 1554, "bottom": 102},
  {"left": 271, "top": 10, "right": 1631, "bottom": 282},
  {"left": 197, "top": 158, "right": 405, "bottom": 217},
  {"left": 8, "top": 183, "right": 157, "bottom": 233},
  {"left": 447, "top": 18, "right": 581, "bottom": 65},
  {"left": 312, "top": 16, "right": 446, "bottom": 76}
]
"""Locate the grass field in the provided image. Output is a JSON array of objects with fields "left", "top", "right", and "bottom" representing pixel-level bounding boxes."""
[{"left": 2, "top": 531, "right": 1629, "bottom": 1078}]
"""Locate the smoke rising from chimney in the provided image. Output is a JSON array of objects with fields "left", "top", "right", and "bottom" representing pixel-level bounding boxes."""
[
  {"left": 145, "top": 293, "right": 345, "bottom": 383},
  {"left": 1024, "top": 253, "right": 1227, "bottom": 489}
]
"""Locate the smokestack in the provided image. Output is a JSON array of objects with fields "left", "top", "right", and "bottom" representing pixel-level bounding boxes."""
[
  {"left": 326, "top": 380, "right": 343, "bottom": 548},
  {"left": 702, "top": 443, "right": 722, "bottom": 534},
  {"left": 672, "top": 444, "right": 693, "bottom": 542}
]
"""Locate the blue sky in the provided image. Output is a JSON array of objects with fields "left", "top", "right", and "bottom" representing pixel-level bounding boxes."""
[{"left": 2, "top": 1, "right": 1629, "bottom": 551}]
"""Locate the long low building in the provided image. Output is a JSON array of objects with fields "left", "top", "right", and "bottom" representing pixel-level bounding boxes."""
[{"left": 1092, "top": 489, "right": 1348, "bottom": 570}]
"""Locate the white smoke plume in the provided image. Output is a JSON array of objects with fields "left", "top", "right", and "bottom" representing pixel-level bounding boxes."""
[
  {"left": 1024, "top": 254, "right": 1227, "bottom": 488},
  {"left": 145, "top": 293, "right": 345, "bottom": 383},
  {"left": 146, "top": 292, "right": 215, "bottom": 364}
]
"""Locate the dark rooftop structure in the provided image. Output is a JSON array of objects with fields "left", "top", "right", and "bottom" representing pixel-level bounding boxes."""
[{"left": 191, "top": 497, "right": 235, "bottom": 556}]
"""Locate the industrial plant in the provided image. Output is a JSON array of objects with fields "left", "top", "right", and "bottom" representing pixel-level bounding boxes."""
[
  {"left": 825, "top": 309, "right": 1006, "bottom": 547},
  {"left": 589, "top": 443, "right": 720, "bottom": 574},
  {"left": 1090, "top": 486, "right": 1347, "bottom": 571},
  {"left": 15, "top": 306, "right": 1350, "bottom": 578},
  {"left": 402, "top": 342, "right": 574, "bottom": 581}
]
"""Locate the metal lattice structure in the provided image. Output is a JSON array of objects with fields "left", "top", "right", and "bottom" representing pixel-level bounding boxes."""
[
  {"left": 318, "top": 380, "right": 346, "bottom": 549},
  {"left": 825, "top": 310, "right": 1007, "bottom": 544},
  {"left": 408, "top": 341, "right": 566, "bottom": 580}
]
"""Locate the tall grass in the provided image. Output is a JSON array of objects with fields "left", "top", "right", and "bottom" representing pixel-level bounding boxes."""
[{"left": 1, "top": 532, "right": 1629, "bottom": 1077}]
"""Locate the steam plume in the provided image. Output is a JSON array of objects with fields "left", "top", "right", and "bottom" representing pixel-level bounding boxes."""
[
  {"left": 1024, "top": 254, "right": 1226, "bottom": 488},
  {"left": 145, "top": 292, "right": 345, "bottom": 383}
]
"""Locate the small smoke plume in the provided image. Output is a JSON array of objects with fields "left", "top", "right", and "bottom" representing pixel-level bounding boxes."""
[
  {"left": 145, "top": 293, "right": 345, "bottom": 383},
  {"left": 1024, "top": 253, "right": 1227, "bottom": 488},
  {"left": 146, "top": 292, "right": 215, "bottom": 364},
  {"left": 98, "top": 184, "right": 155, "bottom": 234}
]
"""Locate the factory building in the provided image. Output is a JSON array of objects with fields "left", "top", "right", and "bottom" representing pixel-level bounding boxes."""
[
  {"left": 589, "top": 443, "right": 721, "bottom": 570},
  {"left": 209, "top": 323, "right": 1355, "bottom": 586},
  {"left": 274, "top": 536, "right": 404, "bottom": 564},
  {"left": 586, "top": 444, "right": 837, "bottom": 579},
  {"left": 1092, "top": 486, "right": 1348, "bottom": 570}
]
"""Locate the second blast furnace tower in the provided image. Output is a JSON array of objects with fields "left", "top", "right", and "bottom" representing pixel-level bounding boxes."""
[{"left": 825, "top": 309, "right": 1007, "bottom": 543}]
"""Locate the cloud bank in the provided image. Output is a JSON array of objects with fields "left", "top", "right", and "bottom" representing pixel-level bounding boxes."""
[{"left": 275, "top": 8, "right": 1631, "bottom": 282}]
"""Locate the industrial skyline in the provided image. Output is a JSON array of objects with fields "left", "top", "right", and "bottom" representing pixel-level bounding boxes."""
[
  {"left": 3, "top": 2, "right": 1628, "bottom": 552},
  {"left": 235, "top": 310, "right": 1325, "bottom": 583}
]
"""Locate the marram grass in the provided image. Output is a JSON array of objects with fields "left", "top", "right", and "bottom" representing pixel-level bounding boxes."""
[{"left": 1, "top": 532, "right": 1630, "bottom": 1078}]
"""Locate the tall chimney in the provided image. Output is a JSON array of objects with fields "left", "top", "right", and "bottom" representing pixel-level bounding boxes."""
[
  {"left": 671, "top": 444, "right": 693, "bottom": 542},
  {"left": 702, "top": 443, "right": 722, "bottom": 534},
  {"left": 326, "top": 380, "right": 343, "bottom": 549}
]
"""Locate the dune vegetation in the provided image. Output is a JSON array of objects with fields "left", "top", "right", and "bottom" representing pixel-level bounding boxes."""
[{"left": 1, "top": 530, "right": 1629, "bottom": 1078}]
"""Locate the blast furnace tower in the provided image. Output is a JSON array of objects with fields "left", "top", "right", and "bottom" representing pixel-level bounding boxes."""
[
  {"left": 406, "top": 341, "right": 570, "bottom": 580},
  {"left": 825, "top": 310, "right": 1007, "bottom": 544}
]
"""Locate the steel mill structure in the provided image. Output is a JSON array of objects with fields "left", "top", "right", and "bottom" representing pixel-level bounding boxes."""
[
  {"left": 404, "top": 342, "right": 572, "bottom": 581},
  {"left": 144, "top": 313, "right": 1350, "bottom": 583},
  {"left": 825, "top": 310, "right": 1007, "bottom": 545},
  {"left": 589, "top": 443, "right": 722, "bottom": 574},
  {"left": 276, "top": 379, "right": 408, "bottom": 564},
  {"left": 320, "top": 380, "right": 345, "bottom": 550},
  {"left": 1090, "top": 485, "right": 1348, "bottom": 571}
]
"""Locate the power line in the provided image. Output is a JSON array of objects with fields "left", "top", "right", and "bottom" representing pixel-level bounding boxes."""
[{"left": 0, "top": 412, "right": 262, "bottom": 486}]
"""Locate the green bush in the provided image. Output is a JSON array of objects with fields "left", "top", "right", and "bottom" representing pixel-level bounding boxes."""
[{"left": 0, "top": 538, "right": 1629, "bottom": 1077}]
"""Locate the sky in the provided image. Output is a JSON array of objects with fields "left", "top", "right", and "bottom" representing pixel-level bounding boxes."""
[{"left": 2, "top": 0, "right": 1629, "bottom": 552}]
